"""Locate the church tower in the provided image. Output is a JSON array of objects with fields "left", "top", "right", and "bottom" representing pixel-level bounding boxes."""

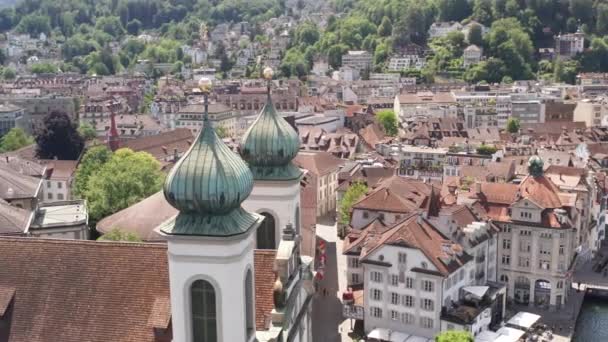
[
  {"left": 160, "top": 78, "right": 262, "bottom": 342},
  {"left": 240, "top": 67, "right": 303, "bottom": 249}
]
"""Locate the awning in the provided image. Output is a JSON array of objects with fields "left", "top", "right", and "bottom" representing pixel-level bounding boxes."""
[
  {"left": 390, "top": 331, "right": 410, "bottom": 341},
  {"left": 507, "top": 311, "right": 541, "bottom": 330},
  {"left": 463, "top": 285, "right": 490, "bottom": 298},
  {"left": 368, "top": 328, "right": 390, "bottom": 341},
  {"left": 475, "top": 330, "right": 500, "bottom": 342},
  {"left": 495, "top": 326, "right": 526, "bottom": 342}
]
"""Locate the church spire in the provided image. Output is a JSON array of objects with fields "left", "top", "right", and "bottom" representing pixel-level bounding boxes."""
[
  {"left": 239, "top": 67, "right": 302, "bottom": 181},
  {"left": 161, "top": 77, "right": 260, "bottom": 236}
]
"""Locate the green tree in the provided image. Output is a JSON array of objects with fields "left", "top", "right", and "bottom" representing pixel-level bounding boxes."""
[
  {"left": 74, "top": 145, "right": 113, "bottom": 197},
  {"left": 376, "top": 110, "right": 398, "bottom": 136},
  {"left": 126, "top": 19, "right": 142, "bottom": 35},
  {"left": 95, "top": 16, "right": 125, "bottom": 37},
  {"left": 30, "top": 62, "right": 58, "bottom": 74},
  {"left": 0, "top": 128, "right": 34, "bottom": 152},
  {"left": 467, "top": 23, "right": 483, "bottom": 46},
  {"left": 476, "top": 144, "right": 498, "bottom": 155},
  {"left": 215, "top": 125, "right": 229, "bottom": 138},
  {"left": 436, "top": 330, "right": 473, "bottom": 342},
  {"left": 78, "top": 123, "right": 98, "bottom": 141},
  {"left": 506, "top": 117, "right": 520, "bottom": 133},
  {"left": 35, "top": 111, "right": 84, "bottom": 160},
  {"left": 17, "top": 14, "right": 51, "bottom": 37},
  {"left": 84, "top": 148, "right": 164, "bottom": 223},
  {"left": 377, "top": 16, "right": 392, "bottom": 37},
  {"left": 98, "top": 228, "right": 142, "bottom": 242},
  {"left": 2, "top": 68, "right": 15, "bottom": 80},
  {"left": 437, "top": 0, "right": 472, "bottom": 22},
  {"left": 338, "top": 181, "right": 368, "bottom": 225}
]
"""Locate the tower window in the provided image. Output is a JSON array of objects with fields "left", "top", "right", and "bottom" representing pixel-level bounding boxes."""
[
  {"left": 245, "top": 270, "right": 254, "bottom": 338},
  {"left": 191, "top": 279, "right": 217, "bottom": 342},
  {"left": 257, "top": 212, "right": 276, "bottom": 249}
]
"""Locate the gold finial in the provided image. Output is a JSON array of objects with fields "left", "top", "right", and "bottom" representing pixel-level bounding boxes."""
[
  {"left": 263, "top": 67, "right": 274, "bottom": 80},
  {"left": 198, "top": 77, "right": 212, "bottom": 93}
]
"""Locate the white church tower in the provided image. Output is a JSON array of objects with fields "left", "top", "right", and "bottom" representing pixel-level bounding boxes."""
[
  {"left": 159, "top": 78, "right": 263, "bottom": 342},
  {"left": 240, "top": 67, "right": 303, "bottom": 249}
]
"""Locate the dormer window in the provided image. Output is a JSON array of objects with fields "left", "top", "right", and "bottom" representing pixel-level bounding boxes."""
[{"left": 421, "top": 262, "right": 428, "bottom": 269}]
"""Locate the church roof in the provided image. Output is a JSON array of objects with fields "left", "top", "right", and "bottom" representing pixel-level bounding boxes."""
[
  {"left": 162, "top": 97, "right": 260, "bottom": 236},
  {"left": 0, "top": 237, "right": 281, "bottom": 341},
  {"left": 240, "top": 83, "right": 302, "bottom": 181}
]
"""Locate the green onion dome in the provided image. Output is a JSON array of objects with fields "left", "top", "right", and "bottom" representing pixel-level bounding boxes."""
[
  {"left": 239, "top": 68, "right": 302, "bottom": 181},
  {"left": 161, "top": 80, "right": 260, "bottom": 236}
]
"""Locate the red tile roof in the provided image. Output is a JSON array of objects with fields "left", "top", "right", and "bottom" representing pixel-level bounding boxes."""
[
  {"left": 294, "top": 151, "right": 344, "bottom": 176},
  {"left": 0, "top": 237, "right": 280, "bottom": 341},
  {"left": 352, "top": 176, "right": 436, "bottom": 214}
]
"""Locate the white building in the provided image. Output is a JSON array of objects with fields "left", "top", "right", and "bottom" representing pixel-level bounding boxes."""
[
  {"left": 463, "top": 45, "right": 482, "bottom": 67},
  {"left": 342, "top": 50, "right": 373, "bottom": 73},
  {"left": 344, "top": 213, "right": 506, "bottom": 339},
  {"left": 394, "top": 92, "right": 458, "bottom": 119},
  {"left": 555, "top": 30, "right": 584, "bottom": 59},
  {"left": 573, "top": 97, "right": 608, "bottom": 127},
  {"left": 388, "top": 55, "right": 426, "bottom": 72},
  {"left": 428, "top": 22, "right": 463, "bottom": 39}
]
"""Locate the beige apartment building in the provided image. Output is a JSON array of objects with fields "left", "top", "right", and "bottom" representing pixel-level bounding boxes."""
[{"left": 463, "top": 156, "right": 578, "bottom": 310}]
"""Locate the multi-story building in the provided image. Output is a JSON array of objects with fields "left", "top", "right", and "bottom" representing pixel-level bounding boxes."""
[
  {"left": 377, "top": 143, "right": 447, "bottom": 181},
  {"left": 175, "top": 102, "right": 237, "bottom": 136},
  {"left": 452, "top": 89, "right": 512, "bottom": 128},
  {"left": 294, "top": 151, "right": 344, "bottom": 217},
  {"left": 388, "top": 55, "right": 426, "bottom": 71},
  {"left": 574, "top": 97, "right": 608, "bottom": 127},
  {"left": 463, "top": 156, "right": 579, "bottom": 310},
  {"left": 41, "top": 160, "right": 78, "bottom": 203},
  {"left": 463, "top": 45, "right": 482, "bottom": 67},
  {"left": 343, "top": 212, "right": 506, "bottom": 339},
  {"left": 394, "top": 92, "right": 458, "bottom": 119},
  {"left": 342, "top": 50, "right": 373, "bottom": 73},
  {"left": 428, "top": 21, "right": 463, "bottom": 39},
  {"left": 555, "top": 30, "right": 584, "bottom": 59},
  {"left": 0, "top": 103, "right": 25, "bottom": 137},
  {"left": 510, "top": 95, "right": 546, "bottom": 124}
]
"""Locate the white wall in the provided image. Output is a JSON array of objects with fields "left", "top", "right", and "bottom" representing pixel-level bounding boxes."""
[{"left": 43, "top": 179, "right": 70, "bottom": 203}]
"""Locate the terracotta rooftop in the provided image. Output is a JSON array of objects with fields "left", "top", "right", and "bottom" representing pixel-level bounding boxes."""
[
  {"left": 0, "top": 163, "right": 41, "bottom": 200},
  {"left": 0, "top": 199, "right": 30, "bottom": 234},
  {"left": 519, "top": 175, "right": 563, "bottom": 208},
  {"left": 0, "top": 237, "right": 171, "bottom": 342},
  {"left": 96, "top": 191, "right": 177, "bottom": 241},
  {"left": 396, "top": 92, "right": 456, "bottom": 104},
  {"left": 353, "top": 214, "right": 471, "bottom": 276},
  {"left": 42, "top": 160, "right": 78, "bottom": 180},
  {"left": 352, "top": 176, "right": 437, "bottom": 214},
  {"left": 120, "top": 129, "right": 193, "bottom": 163},
  {"left": 0, "top": 237, "right": 281, "bottom": 341},
  {"left": 294, "top": 151, "right": 345, "bottom": 176}
]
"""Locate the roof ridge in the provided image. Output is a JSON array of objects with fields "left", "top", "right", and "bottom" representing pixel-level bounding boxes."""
[{"left": 0, "top": 236, "right": 167, "bottom": 249}]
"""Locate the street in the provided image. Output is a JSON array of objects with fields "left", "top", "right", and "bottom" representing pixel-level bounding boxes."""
[{"left": 312, "top": 217, "right": 353, "bottom": 342}]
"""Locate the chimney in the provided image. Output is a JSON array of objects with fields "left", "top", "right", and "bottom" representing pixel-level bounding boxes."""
[
  {"left": 173, "top": 148, "right": 179, "bottom": 162},
  {"left": 417, "top": 212, "right": 423, "bottom": 225},
  {"left": 475, "top": 181, "right": 481, "bottom": 194}
]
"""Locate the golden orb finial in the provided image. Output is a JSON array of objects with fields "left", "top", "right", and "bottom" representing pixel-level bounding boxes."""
[
  {"left": 263, "top": 67, "right": 274, "bottom": 80},
  {"left": 198, "top": 77, "right": 212, "bottom": 93}
]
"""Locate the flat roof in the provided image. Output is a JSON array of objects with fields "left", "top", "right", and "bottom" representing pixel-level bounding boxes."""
[{"left": 31, "top": 201, "right": 87, "bottom": 228}]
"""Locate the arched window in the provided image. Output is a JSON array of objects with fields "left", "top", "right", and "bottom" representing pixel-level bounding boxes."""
[
  {"left": 191, "top": 280, "right": 217, "bottom": 342},
  {"left": 245, "top": 269, "right": 254, "bottom": 337},
  {"left": 257, "top": 212, "right": 276, "bottom": 249},
  {"left": 500, "top": 274, "right": 509, "bottom": 283}
]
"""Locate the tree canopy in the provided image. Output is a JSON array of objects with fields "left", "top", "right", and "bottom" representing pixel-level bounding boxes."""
[
  {"left": 73, "top": 145, "right": 113, "bottom": 198},
  {"left": 506, "top": 117, "right": 520, "bottom": 133},
  {"left": 98, "top": 228, "right": 142, "bottom": 242},
  {"left": 83, "top": 148, "right": 164, "bottom": 223},
  {"left": 376, "top": 109, "right": 398, "bottom": 136},
  {"left": 338, "top": 181, "right": 368, "bottom": 226},
  {"left": 35, "top": 111, "right": 84, "bottom": 160},
  {"left": 0, "top": 128, "right": 33, "bottom": 152},
  {"left": 436, "top": 331, "right": 473, "bottom": 342}
]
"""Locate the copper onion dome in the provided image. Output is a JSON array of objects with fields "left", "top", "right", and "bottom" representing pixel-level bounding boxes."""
[
  {"left": 240, "top": 67, "right": 302, "bottom": 181},
  {"left": 161, "top": 78, "right": 261, "bottom": 236}
]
